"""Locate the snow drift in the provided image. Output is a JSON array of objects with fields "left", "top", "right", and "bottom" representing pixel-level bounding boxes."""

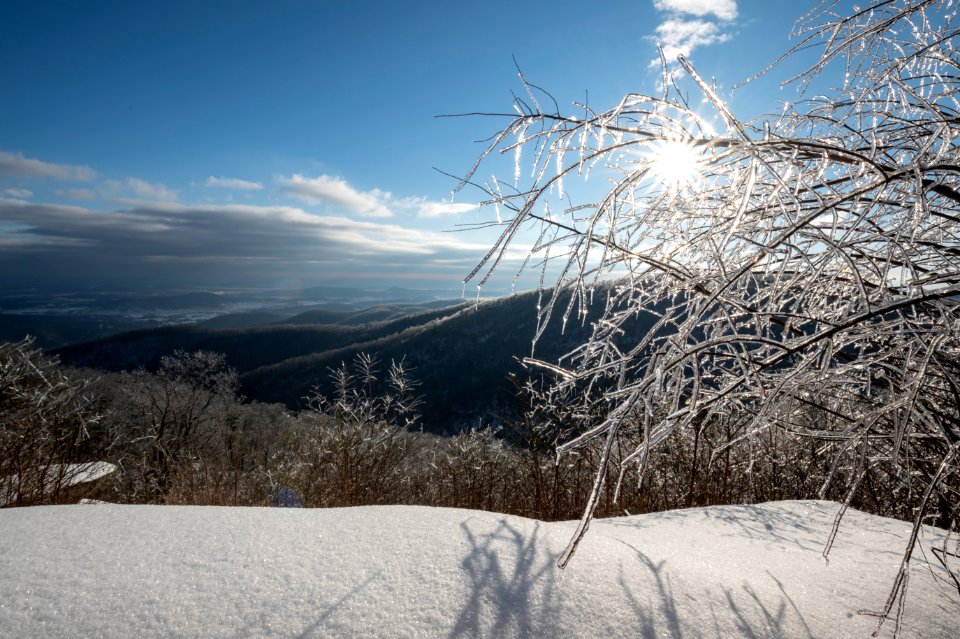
[{"left": 0, "top": 500, "right": 956, "bottom": 637}]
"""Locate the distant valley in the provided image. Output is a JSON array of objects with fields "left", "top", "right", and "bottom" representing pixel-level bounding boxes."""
[{"left": 0, "top": 285, "right": 470, "bottom": 349}]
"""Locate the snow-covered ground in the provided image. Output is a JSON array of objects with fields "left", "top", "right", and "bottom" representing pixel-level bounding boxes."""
[{"left": 0, "top": 500, "right": 956, "bottom": 638}]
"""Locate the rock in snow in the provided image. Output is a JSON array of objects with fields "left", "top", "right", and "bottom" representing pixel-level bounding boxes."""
[{"left": 0, "top": 500, "right": 956, "bottom": 637}]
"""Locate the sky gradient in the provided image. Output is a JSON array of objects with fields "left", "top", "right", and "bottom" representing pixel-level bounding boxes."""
[{"left": 1, "top": 0, "right": 803, "bottom": 292}]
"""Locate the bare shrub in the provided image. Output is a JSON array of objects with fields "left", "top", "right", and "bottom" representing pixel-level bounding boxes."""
[
  {"left": 271, "top": 355, "right": 420, "bottom": 507},
  {"left": 108, "top": 350, "right": 242, "bottom": 502}
]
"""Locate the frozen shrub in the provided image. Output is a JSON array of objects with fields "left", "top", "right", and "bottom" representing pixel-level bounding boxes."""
[{"left": 0, "top": 338, "right": 103, "bottom": 506}]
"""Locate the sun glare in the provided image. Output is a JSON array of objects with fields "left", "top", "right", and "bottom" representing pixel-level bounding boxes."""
[{"left": 646, "top": 138, "right": 705, "bottom": 188}]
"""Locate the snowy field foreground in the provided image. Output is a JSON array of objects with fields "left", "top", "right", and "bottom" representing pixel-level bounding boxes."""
[{"left": 0, "top": 501, "right": 956, "bottom": 638}]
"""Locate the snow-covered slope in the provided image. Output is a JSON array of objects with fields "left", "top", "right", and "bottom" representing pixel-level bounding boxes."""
[{"left": 0, "top": 500, "right": 955, "bottom": 638}]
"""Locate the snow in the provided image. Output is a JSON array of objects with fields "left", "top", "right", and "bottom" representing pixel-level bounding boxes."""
[
  {"left": 0, "top": 500, "right": 955, "bottom": 638},
  {"left": 0, "top": 462, "right": 116, "bottom": 507},
  {"left": 66, "top": 461, "right": 117, "bottom": 485}
]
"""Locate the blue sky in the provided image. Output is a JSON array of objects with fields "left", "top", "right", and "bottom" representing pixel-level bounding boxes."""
[{"left": 0, "top": 0, "right": 804, "bottom": 292}]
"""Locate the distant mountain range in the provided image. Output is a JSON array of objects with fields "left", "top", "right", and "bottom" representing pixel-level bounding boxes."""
[
  {"left": 54, "top": 302, "right": 470, "bottom": 375},
  {"left": 52, "top": 288, "right": 659, "bottom": 433}
]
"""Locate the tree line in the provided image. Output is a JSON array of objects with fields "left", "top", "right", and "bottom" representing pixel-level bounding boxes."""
[{"left": 0, "top": 339, "right": 926, "bottom": 526}]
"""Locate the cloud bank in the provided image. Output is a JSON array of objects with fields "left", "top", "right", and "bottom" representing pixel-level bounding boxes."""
[
  {"left": 0, "top": 149, "right": 491, "bottom": 288},
  {"left": 0, "top": 198, "right": 489, "bottom": 287}
]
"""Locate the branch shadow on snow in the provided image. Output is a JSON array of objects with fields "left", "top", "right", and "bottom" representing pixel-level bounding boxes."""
[
  {"left": 688, "top": 503, "right": 907, "bottom": 561},
  {"left": 449, "top": 519, "right": 561, "bottom": 639},
  {"left": 602, "top": 503, "right": 823, "bottom": 552},
  {"left": 616, "top": 542, "right": 816, "bottom": 639},
  {"left": 720, "top": 572, "right": 816, "bottom": 639},
  {"left": 603, "top": 501, "right": 905, "bottom": 559},
  {"left": 616, "top": 549, "right": 684, "bottom": 639}
]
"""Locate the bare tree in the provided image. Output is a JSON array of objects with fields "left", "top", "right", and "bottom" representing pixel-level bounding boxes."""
[
  {"left": 457, "top": 0, "right": 960, "bottom": 632},
  {"left": 112, "top": 350, "right": 240, "bottom": 501}
]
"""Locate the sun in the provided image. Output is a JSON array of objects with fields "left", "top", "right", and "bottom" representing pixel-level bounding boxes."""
[{"left": 645, "top": 138, "right": 705, "bottom": 188}]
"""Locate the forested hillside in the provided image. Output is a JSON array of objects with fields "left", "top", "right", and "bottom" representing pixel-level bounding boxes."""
[{"left": 54, "top": 289, "right": 658, "bottom": 431}]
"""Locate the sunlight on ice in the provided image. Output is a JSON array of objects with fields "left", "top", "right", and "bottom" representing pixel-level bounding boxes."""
[{"left": 645, "top": 138, "right": 705, "bottom": 187}]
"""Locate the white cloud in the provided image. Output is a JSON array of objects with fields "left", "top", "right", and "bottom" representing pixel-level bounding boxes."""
[
  {"left": 0, "top": 150, "right": 96, "bottom": 181},
  {"left": 653, "top": 0, "right": 737, "bottom": 21},
  {"left": 653, "top": 18, "right": 731, "bottom": 64},
  {"left": 276, "top": 176, "right": 479, "bottom": 220},
  {"left": 417, "top": 201, "right": 480, "bottom": 218},
  {"left": 205, "top": 176, "right": 263, "bottom": 191},
  {"left": 3, "top": 188, "right": 32, "bottom": 198},
  {"left": 649, "top": 0, "right": 738, "bottom": 69},
  {"left": 278, "top": 174, "right": 394, "bottom": 218},
  {"left": 101, "top": 178, "right": 179, "bottom": 202},
  {"left": 56, "top": 188, "right": 96, "bottom": 201},
  {"left": 127, "top": 178, "right": 178, "bottom": 201}
]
